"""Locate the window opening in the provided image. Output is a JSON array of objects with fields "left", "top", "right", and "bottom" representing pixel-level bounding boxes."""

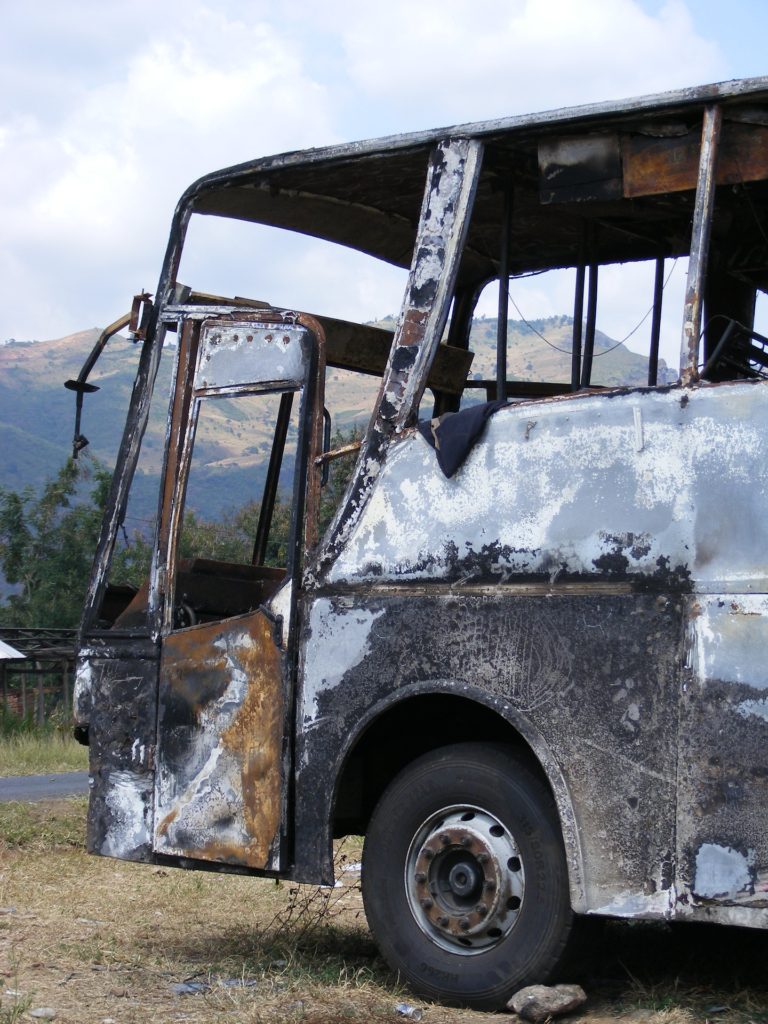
[
  {"left": 179, "top": 216, "right": 409, "bottom": 329},
  {"left": 101, "top": 335, "right": 173, "bottom": 627},
  {"left": 172, "top": 388, "right": 302, "bottom": 629}
]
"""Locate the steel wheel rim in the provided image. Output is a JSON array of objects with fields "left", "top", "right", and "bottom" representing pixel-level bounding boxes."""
[{"left": 404, "top": 804, "right": 525, "bottom": 955}]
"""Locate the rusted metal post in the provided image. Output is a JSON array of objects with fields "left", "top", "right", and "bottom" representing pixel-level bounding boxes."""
[
  {"left": 316, "top": 139, "right": 483, "bottom": 577},
  {"left": 383, "top": 138, "right": 484, "bottom": 432},
  {"left": 36, "top": 663, "right": 45, "bottom": 727},
  {"left": 82, "top": 206, "right": 191, "bottom": 630},
  {"left": 581, "top": 263, "right": 599, "bottom": 387},
  {"left": 571, "top": 264, "right": 585, "bottom": 390},
  {"left": 680, "top": 104, "right": 722, "bottom": 385},
  {"left": 648, "top": 256, "right": 664, "bottom": 386},
  {"left": 497, "top": 189, "right": 512, "bottom": 402},
  {"left": 253, "top": 391, "right": 294, "bottom": 566},
  {"left": 62, "top": 658, "right": 70, "bottom": 717}
]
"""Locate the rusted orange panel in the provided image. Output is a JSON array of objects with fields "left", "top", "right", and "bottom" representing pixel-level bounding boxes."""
[
  {"left": 154, "top": 610, "right": 285, "bottom": 869},
  {"left": 221, "top": 614, "right": 284, "bottom": 862},
  {"left": 623, "top": 122, "right": 768, "bottom": 197}
]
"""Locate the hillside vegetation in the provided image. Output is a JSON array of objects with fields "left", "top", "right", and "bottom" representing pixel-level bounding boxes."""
[{"left": 0, "top": 315, "right": 667, "bottom": 517}]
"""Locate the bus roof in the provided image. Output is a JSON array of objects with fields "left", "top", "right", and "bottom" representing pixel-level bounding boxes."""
[{"left": 181, "top": 76, "right": 768, "bottom": 290}]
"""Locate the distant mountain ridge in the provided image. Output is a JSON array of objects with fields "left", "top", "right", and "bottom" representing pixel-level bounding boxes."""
[{"left": 0, "top": 316, "right": 669, "bottom": 516}]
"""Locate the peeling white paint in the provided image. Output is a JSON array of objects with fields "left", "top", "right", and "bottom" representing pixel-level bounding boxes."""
[
  {"left": 327, "top": 384, "right": 768, "bottom": 590},
  {"left": 736, "top": 698, "right": 768, "bottom": 722},
  {"left": 694, "top": 843, "right": 755, "bottom": 899},
  {"left": 130, "top": 738, "right": 147, "bottom": 768},
  {"left": 101, "top": 770, "right": 152, "bottom": 859},
  {"left": 300, "top": 600, "right": 385, "bottom": 729},
  {"left": 153, "top": 627, "right": 260, "bottom": 856},
  {"left": 690, "top": 595, "right": 768, "bottom": 691},
  {"left": 194, "top": 322, "right": 307, "bottom": 391},
  {"left": 268, "top": 579, "right": 292, "bottom": 646},
  {"left": 73, "top": 659, "right": 94, "bottom": 725},
  {"left": 156, "top": 743, "right": 249, "bottom": 854},
  {"left": 591, "top": 886, "right": 675, "bottom": 918}
]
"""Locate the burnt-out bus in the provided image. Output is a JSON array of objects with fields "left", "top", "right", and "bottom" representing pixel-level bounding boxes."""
[{"left": 72, "top": 77, "right": 768, "bottom": 1009}]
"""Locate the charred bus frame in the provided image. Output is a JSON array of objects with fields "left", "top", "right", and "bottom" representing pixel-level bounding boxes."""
[{"left": 72, "top": 77, "right": 768, "bottom": 1009}]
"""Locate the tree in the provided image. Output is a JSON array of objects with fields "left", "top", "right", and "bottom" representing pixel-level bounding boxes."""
[
  {"left": 0, "top": 426, "right": 363, "bottom": 628},
  {"left": 0, "top": 457, "right": 110, "bottom": 627},
  {"left": 318, "top": 426, "right": 362, "bottom": 536},
  {"left": 173, "top": 426, "right": 362, "bottom": 568}
]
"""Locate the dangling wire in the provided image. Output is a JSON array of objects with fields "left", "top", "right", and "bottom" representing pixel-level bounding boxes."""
[{"left": 504, "top": 259, "right": 679, "bottom": 357}]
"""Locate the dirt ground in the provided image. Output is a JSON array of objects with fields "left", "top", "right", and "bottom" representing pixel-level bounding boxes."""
[{"left": 2, "top": 800, "right": 768, "bottom": 1024}]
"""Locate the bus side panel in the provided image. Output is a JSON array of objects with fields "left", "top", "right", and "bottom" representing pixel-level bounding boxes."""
[
  {"left": 678, "top": 595, "right": 768, "bottom": 909},
  {"left": 324, "top": 382, "right": 768, "bottom": 594},
  {"left": 294, "top": 591, "right": 683, "bottom": 913},
  {"left": 299, "top": 379, "right": 768, "bottom": 913}
]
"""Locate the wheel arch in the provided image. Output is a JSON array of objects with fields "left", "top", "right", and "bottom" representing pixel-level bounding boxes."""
[{"left": 329, "top": 682, "right": 586, "bottom": 912}]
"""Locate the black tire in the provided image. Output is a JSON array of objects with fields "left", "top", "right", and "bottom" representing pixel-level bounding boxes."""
[{"left": 362, "top": 742, "right": 572, "bottom": 1010}]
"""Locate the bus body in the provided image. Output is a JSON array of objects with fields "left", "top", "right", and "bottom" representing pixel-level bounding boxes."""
[{"left": 73, "top": 77, "right": 768, "bottom": 1009}]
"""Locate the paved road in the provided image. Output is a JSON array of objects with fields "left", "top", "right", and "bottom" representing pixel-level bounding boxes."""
[{"left": 0, "top": 771, "right": 90, "bottom": 802}]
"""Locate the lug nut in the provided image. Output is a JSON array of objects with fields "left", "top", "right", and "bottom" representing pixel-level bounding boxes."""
[
  {"left": 484, "top": 879, "right": 496, "bottom": 891},
  {"left": 437, "top": 915, "right": 449, "bottom": 927},
  {"left": 460, "top": 835, "right": 472, "bottom": 848},
  {"left": 420, "top": 898, "right": 433, "bottom": 910},
  {"left": 459, "top": 917, "right": 471, "bottom": 931},
  {"left": 422, "top": 847, "right": 435, "bottom": 860},
  {"left": 415, "top": 872, "right": 427, "bottom": 884},
  {"left": 439, "top": 833, "right": 450, "bottom": 845},
  {"left": 476, "top": 852, "right": 489, "bottom": 864},
  {"left": 475, "top": 902, "right": 488, "bottom": 916}
]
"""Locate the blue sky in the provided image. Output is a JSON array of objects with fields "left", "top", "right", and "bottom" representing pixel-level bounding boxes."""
[{"left": 1, "top": 0, "right": 766, "bottom": 369}]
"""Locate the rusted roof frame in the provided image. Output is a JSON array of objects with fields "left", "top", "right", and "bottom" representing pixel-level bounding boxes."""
[
  {"left": 184, "top": 77, "right": 768, "bottom": 206},
  {"left": 680, "top": 105, "right": 723, "bottom": 384},
  {"left": 180, "top": 77, "right": 768, "bottom": 273}
]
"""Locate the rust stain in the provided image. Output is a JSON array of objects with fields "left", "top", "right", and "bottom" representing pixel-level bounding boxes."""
[
  {"left": 183, "top": 838, "right": 265, "bottom": 868},
  {"left": 221, "top": 612, "right": 284, "bottom": 865},
  {"left": 296, "top": 313, "right": 327, "bottom": 550},
  {"left": 156, "top": 610, "right": 285, "bottom": 869},
  {"left": 623, "top": 122, "right": 768, "bottom": 197},
  {"left": 156, "top": 806, "right": 178, "bottom": 838},
  {"left": 398, "top": 309, "right": 428, "bottom": 348}
]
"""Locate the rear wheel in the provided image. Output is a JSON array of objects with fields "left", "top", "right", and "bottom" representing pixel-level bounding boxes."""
[{"left": 362, "top": 742, "right": 572, "bottom": 1010}]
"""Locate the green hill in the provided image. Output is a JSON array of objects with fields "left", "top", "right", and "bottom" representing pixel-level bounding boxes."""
[{"left": 0, "top": 317, "right": 667, "bottom": 521}]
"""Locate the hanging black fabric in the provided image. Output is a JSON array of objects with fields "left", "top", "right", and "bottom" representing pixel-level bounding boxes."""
[{"left": 417, "top": 400, "right": 507, "bottom": 478}]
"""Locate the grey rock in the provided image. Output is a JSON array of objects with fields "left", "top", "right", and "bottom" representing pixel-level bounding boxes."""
[
  {"left": 29, "top": 1010, "right": 57, "bottom": 1021},
  {"left": 508, "top": 984, "right": 587, "bottom": 1022},
  {"left": 171, "top": 981, "right": 210, "bottom": 996},
  {"left": 395, "top": 1004, "right": 424, "bottom": 1021}
]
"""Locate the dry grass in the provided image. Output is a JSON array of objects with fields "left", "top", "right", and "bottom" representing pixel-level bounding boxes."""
[
  {"left": 0, "top": 733, "right": 87, "bottom": 776},
  {"left": 1, "top": 799, "right": 768, "bottom": 1023}
]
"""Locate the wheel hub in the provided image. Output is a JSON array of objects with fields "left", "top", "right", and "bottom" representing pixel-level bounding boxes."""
[{"left": 406, "top": 806, "right": 525, "bottom": 954}]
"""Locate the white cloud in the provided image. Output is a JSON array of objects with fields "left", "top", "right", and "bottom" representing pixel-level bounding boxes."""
[
  {"left": 0, "top": 5, "right": 336, "bottom": 339},
  {"left": 0, "top": 0, "right": 729, "bottom": 342},
  {"left": 330, "top": 0, "right": 725, "bottom": 128}
]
